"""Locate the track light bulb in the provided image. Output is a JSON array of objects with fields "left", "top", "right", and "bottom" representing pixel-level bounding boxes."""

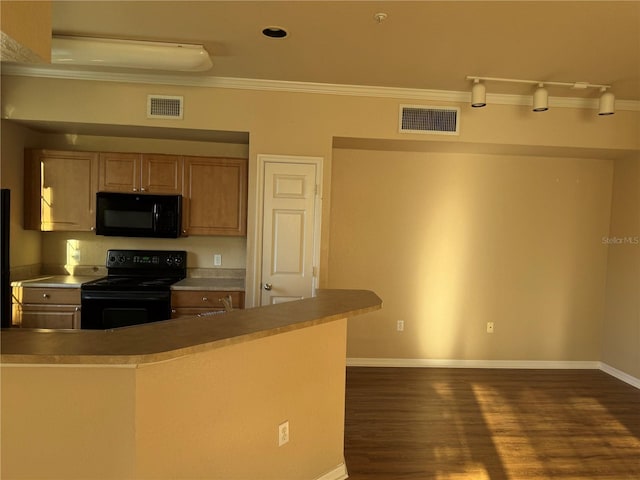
[
  {"left": 471, "top": 79, "right": 486, "bottom": 108},
  {"left": 598, "top": 89, "right": 615, "bottom": 115},
  {"left": 533, "top": 84, "right": 548, "bottom": 112}
]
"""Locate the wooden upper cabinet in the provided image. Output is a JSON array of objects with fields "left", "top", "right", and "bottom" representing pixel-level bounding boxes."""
[
  {"left": 99, "top": 153, "right": 183, "bottom": 194},
  {"left": 24, "top": 149, "right": 98, "bottom": 231},
  {"left": 98, "top": 152, "right": 139, "bottom": 192},
  {"left": 142, "top": 154, "right": 183, "bottom": 194},
  {"left": 183, "top": 157, "right": 247, "bottom": 236}
]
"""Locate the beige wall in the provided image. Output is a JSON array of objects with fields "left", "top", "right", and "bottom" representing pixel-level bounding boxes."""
[
  {"left": 1, "top": 365, "right": 137, "bottom": 479},
  {"left": 0, "top": 120, "right": 42, "bottom": 273},
  {"left": 0, "top": 319, "right": 348, "bottom": 480},
  {"left": 329, "top": 149, "right": 613, "bottom": 362},
  {"left": 135, "top": 319, "right": 348, "bottom": 479},
  {"left": 602, "top": 154, "right": 640, "bottom": 378},
  {"left": 1, "top": 73, "right": 639, "bottom": 376}
]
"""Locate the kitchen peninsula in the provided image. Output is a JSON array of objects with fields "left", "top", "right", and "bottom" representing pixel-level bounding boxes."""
[{"left": 1, "top": 289, "right": 381, "bottom": 480}]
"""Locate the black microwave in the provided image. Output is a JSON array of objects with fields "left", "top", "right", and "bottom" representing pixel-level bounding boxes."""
[{"left": 96, "top": 192, "right": 182, "bottom": 238}]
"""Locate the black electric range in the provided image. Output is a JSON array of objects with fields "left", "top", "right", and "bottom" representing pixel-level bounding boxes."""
[{"left": 81, "top": 249, "right": 186, "bottom": 329}]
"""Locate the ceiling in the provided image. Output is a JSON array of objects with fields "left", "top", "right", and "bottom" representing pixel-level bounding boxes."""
[{"left": 44, "top": 0, "right": 640, "bottom": 101}]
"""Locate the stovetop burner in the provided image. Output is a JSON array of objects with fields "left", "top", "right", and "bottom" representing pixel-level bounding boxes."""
[
  {"left": 81, "top": 249, "right": 187, "bottom": 292},
  {"left": 82, "top": 276, "right": 181, "bottom": 290}
]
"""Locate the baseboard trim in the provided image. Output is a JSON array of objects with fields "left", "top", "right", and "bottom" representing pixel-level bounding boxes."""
[
  {"left": 346, "top": 358, "right": 640, "bottom": 390},
  {"left": 313, "top": 462, "right": 348, "bottom": 480},
  {"left": 600, "top": 362, "right": 640, "bottom": 389},
  {"left": 347, "top": 357, "right": 600, "bottom": 369}
]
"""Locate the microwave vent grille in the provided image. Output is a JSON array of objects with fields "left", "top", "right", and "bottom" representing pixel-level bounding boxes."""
[
  {"left": 399, "top": 105, "right": 460, "bottom": 135},
  {"left": 147, "top": 95, "right": 184, "bottom": 119}
]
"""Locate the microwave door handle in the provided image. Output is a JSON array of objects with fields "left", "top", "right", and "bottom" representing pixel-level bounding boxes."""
[{"left": 153, "top": 203, "right": 159, "bottom": 228}]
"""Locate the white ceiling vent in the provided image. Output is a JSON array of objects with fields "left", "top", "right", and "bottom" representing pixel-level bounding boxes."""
[
  {"left": 399, "top": 105, "right": 460, "bottom": 135},
  {"left": 147, "top": 95, "right": 184, "bottom": 119}
]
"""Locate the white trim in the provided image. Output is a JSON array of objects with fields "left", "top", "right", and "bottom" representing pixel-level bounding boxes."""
[
  {"left": 347, "top": 357, "right": 600, "bottom": 370},
  {"left": 313, "top": 462, "right": 348, "bottom": 480},
  {"left": 600, "top": 362, "right": 640, "bottom": 390},
  {"left": 3, "top": 64, "right": 639, "bottom": 112},
  {"left": 346, "top": 358, "right": 640, "bottom": 390}
]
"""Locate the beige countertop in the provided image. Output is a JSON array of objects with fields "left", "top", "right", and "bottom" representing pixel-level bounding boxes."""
[
  {"left": 11, "top": 276, "right": 245, "bottom": 291},
  {"left": 171, "top": 277, "right": 245, "bottom": 291},
  {"left": 11, "top": 275, "right": 100, "bottom": 288},
  {"left": 1, "top": 289, "right": 381, "bottom": 366}
]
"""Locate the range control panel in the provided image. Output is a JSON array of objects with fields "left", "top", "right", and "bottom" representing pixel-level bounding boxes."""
[{"left": 106, "top": 250, "right": 187, "bottom": 270}]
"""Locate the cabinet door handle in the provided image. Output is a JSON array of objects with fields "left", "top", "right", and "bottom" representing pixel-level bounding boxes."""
[
  {"left": 202, "top": 297, "right": 208, "bottom": 302},
  {"left": 42, "top": 293, "right": 50, "bottom": 299}
]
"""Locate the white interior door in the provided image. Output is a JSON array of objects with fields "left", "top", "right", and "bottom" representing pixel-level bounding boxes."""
[{"left": 261, "top": 158, "right": 321, "bottom": 306}]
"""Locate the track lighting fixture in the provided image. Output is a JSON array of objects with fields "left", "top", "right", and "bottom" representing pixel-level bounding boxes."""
[
  {"left": 471, "top": 79, "right": 486, "bottom": 108},
  {"left": 532, "top": 84, "right": 548, "bottom": 112},
  {"left": 466, "top": 76, "right": 614, "bottom": 115},
  {"left": 598, "top": 88, "right": 615, "bottom": 115}
]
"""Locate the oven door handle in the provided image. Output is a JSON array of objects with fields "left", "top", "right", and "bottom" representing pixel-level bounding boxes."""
[{"left": 81, "top": 291, "right": 170, "bottom": 301}]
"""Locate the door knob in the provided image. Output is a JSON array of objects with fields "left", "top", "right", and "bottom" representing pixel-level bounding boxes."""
[{"left": 264, "top": 283, "right": 273, "bottom": 291}]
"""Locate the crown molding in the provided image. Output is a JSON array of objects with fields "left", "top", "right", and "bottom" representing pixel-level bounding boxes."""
[{"left": 2, "top": 64, "right": 639, "bottom": 112}]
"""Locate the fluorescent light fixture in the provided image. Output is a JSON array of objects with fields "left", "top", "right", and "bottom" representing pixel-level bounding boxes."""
[
  {"left": 532, "top": 83, "right": 549, "bottom": 112},
  {"left": 51, "top": 36, "right": 213, "bottom": 72},
  {"left": 471, "top": 79, "right": 486, "bottom": 108}
]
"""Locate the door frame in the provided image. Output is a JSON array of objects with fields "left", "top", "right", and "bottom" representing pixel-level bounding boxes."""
[{"left": 250, "top": 154, "right": 323, "bottom": 307}]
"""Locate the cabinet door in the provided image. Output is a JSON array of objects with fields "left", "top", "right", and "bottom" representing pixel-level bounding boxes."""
[
  {"left": 19, "top": 305, "right": 80, "bottom": 329},
  {"left": 141, "top": 154, "right": 183, "bottom": 194},
  {"left": 24, "top": 150, "right": 98, "bottom": 231},
  {"left": 99, "top": 152, "right": 140, "bottom": 192},
  {"left": 183, "top": 157, "right": 247, "bottom": 236}
]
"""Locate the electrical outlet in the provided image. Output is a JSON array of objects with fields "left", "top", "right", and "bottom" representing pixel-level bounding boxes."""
[
  {"left": 397, "top": 320, "right": 404, "bottom": 332},
  {"left": 278, "top": 421, "right": 289, "bottom": 446},
  {"left": 486, "top": 322, "right": 495, "bottom": 333},
  {"left": 214, "top": 254, "right": 222, "bottom": 266}
]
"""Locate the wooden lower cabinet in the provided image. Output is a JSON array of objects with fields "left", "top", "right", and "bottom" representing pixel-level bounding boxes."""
[
  {"left": 13, "top": 287, "right": 81, "bottom": 329},
  {"left": 171, "top": 290, "right": 244, "bottom": 318}
]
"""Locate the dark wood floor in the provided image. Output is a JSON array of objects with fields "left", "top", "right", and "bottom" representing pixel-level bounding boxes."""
[{"left": 344, "top": 367, "right": 640, "bottom": 479}]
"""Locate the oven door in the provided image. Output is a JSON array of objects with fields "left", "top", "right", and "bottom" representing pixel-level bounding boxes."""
[{"left": 81, "top": 290, "right": 171, "bottom": 329}]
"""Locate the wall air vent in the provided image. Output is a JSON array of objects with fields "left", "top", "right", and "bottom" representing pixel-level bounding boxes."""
[
  {"left": 147, "top": 95, "right": 184, "bottom": 119},
  {"left": 399, "top": 105, "right": 460, "bottom": 135}
]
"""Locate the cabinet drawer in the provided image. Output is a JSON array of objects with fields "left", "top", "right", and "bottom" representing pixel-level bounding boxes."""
[
  {"left": 171, "top": 307, "right": 226, "bottom": 319},
  {"left": 21, "top": 287, "right": 81, "bottom": 305},
  {"left": 171, "top": 290, "right": 243, "bottom": 308}
]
